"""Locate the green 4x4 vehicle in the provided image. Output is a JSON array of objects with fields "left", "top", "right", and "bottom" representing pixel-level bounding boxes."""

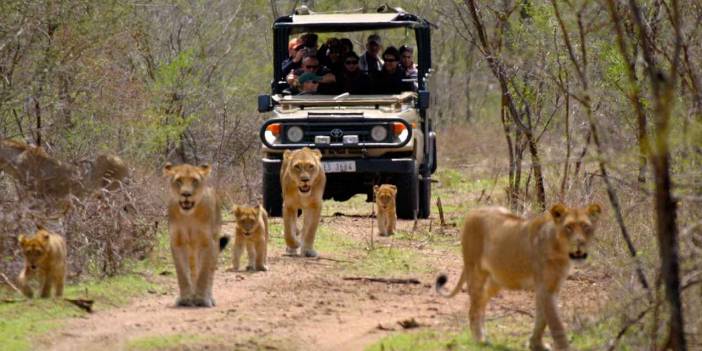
[{"left": 258, "top": 8, "right": 437, "bottom": 220}]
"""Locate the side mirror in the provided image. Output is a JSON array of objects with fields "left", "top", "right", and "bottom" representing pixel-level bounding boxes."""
[
  {"left": 258, "top": 94, "right": 272, "bottom": 113},
  {"left": 417, "top": 90, "right": 430, "bottom": 110}
]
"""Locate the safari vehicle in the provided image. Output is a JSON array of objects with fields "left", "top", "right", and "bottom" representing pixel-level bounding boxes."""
[{"left": 258, "top": 7, "right": 436, "bottom": 219}]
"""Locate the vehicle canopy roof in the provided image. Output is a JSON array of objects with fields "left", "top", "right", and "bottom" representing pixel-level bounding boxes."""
[{"left": 271, "top": 9, "right": 433, "bottom": 92}]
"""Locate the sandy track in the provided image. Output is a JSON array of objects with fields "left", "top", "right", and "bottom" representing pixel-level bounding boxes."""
[{"left": 42, "top": 214, "right": 608, "bottom": 351}]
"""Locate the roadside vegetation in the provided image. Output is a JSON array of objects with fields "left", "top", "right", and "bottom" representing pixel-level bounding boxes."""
[{"left": 1, "top": 1, "right": 700, "bottom": 350}]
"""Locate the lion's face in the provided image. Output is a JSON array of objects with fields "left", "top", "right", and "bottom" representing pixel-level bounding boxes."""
[
  {"left": 550, "top": 203, "right": 602, "bottom": 262},
  {"left": 163, "top": 163, "right": 211, "bottom": 213},
  {"left": 374, "top": 184, "right": 397, "bottom": 209},
  {"left": 234, "top": 205, "right": 261, "bottom": 235},
  {"left": 284, "top": 148, "right": 323, "bottom": 195},
  {"left": 19, "top": 230, "right": 50, "bottom": 270}
]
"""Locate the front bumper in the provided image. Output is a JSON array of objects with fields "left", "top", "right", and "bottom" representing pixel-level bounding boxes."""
[{"left": 262, "top": 157, "right": 417, "bottom": 175}]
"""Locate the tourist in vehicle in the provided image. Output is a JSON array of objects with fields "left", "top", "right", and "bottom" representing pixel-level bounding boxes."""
[
  {"left": 336, "top": 52, "right": 371, "bottom": 95},
  {"left": 339, "top": 38, "right": 353, "bottom": 56},
  {"left": 359, "top": 34, "right": 383, "bottom": 74},
  {"left": 282, "top": 37, "right": 304, "bottom": 75},
  {"left": 399, "top": 45, "right": 418, "bottom": 91},
  {"left": 321, "top": 39, "right": 344, "bottom": 75},
  {"left": 372, "top": 46, "right": 412, "bottom": 94},
  {"left": 300, "top": 33, "right": 319, "bottom": 51},
  {"left": 286, "top": 53, "right": 336, "bottom": 94},
  {"left": 297, "top": 72, "right": 322, "bottom": 95}
]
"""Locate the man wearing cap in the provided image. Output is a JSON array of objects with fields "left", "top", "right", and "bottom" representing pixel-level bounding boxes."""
[
  {"left": 297, "top": 72, "right": 322, "bottom": 95},
  {"left": 359, "top": 34, "right": 384, "bottom": 74}
]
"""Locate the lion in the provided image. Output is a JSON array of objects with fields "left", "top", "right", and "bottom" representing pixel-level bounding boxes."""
[
  {"left": 374, "top": 184, "right": 397, "bottom": 236},
  {"left": 163, "top": 162, "right": 228, "bottom": 307},
  {"left": 435, "top": 203, "right": 602, "bottom": 351},
  {"left": 17, "top": 226, "right": 67, "bottom": 298},
  {"left": 231, "top": 204, "right": 269, "bottom": 271},
  {"left": 280, "top": 147, "right": 326, "bottom": 257}
]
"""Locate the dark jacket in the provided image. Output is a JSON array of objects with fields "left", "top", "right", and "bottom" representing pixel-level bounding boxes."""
[
  {"left": 371, "top": 67, "right": 412, "bottom": 94},
  {"left": 337, "top": 71, "right": 371, "bottom": 95}
]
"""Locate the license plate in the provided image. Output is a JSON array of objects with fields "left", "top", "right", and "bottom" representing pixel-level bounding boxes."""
[{"left": 323, "top": 161, "right": 356, "bottom": 173}]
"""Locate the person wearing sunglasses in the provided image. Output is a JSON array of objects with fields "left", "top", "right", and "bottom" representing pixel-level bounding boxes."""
[
  {"left": 337, "top": 52, "right": 371, "bottom": 95},
  {"left": 286, "top": 53, "right": 336, "bottom": 94},
  {"left": 372, "top": 46, "right": 412, "bottom": 94}
]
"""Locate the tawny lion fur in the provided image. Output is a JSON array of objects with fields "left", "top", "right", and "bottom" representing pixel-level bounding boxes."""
[
  {"left": 374, "top": 184, "right": 397, "bottom": 236},
  {"left": 164, "top": 162, "right": 224, "bottom": 307},
  {"left": 436, "top": 203, "right": 601, "bottom": 351},
  {"left": 232, "top": 204, "right": 269, "bottom": 272},
  {"left": 280, "top": 147, "right": 326, "bottom": 257},
  {"left": 17, "top": 227, "right": 67, "bottom": 298}
]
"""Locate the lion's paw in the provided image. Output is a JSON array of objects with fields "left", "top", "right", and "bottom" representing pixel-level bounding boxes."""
[
  {"left": 302, "top": 248, "right": 318, "bottom": 258},
  {"left": 192, "top": 297, "right": 215, "bottom": 308},
  {"left": 175, "top": 296, "right": 194, "bottom": 307},
  {"left": 256, "top": 265, "right": 269, "bottom": 271},
  {"left": 529, "top": 341, "right": 551, "bottom": 351},
  {"left": 285, "top": 246, "right": 300, "bottom": 256}
]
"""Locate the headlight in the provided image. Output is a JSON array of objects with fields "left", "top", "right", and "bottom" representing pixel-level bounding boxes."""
[
  {"left": 370, "top": 125, "right": 388, "bottom": 142},
  {"left": 286, "top": 126, "right": 304, "bottom": 143}
]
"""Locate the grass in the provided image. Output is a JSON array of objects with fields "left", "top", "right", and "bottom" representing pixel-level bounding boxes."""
[
  {"left": 0, "top": 271, "right": 161, "bottom": 351},
  {"left": 126, "top": 334, "right": 208, "bottom": 350},
  {"left": 367, "top": 317, "right": 619, "bottom": 351}
]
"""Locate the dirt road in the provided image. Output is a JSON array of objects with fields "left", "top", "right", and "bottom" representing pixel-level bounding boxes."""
[{"left": 41, "top": 206, "right": 608, "bottom": 351}]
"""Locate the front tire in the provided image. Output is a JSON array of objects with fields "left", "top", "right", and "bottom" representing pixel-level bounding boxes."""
[
  {"left": 263, "top": 171, "right": 282, "bottom": 217},
  {"left": 418, "top": 176, "right": 431, "bottom": 219},
  {"left": 395, "top": 171, "right": 418, "bottom": 220}
]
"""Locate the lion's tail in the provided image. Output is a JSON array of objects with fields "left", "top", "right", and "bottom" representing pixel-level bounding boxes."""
[
  {"left": 435, "top": 266, "right": 468, "bottom": 298},
  {"left": 219, "top": 235, "right": 231, "bottom": 251}
]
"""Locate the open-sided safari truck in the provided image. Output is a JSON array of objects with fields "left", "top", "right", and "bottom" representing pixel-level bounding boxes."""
[{"left": 258, "top": 8, "right": 436, "bottom": 219}]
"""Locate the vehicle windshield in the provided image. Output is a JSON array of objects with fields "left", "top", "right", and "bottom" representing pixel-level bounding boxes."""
[{"left": 279, "top": 28, "right": 419, "bottom": 97}]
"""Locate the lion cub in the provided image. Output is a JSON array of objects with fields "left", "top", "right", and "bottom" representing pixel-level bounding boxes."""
[
  {"left": 436, "top": 203, "right": 601, "bottom": 351},
  {"left": 232, "top": 205, "right": 269, "bottom": 272},
  {"left": 17, "top": 227, "right": 67, "bottom": 298},
  {"left": 374, "top": 184, "right": 397, "bottom": 236}
]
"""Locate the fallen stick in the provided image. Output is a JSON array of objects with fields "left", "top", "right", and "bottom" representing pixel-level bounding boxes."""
[
  {"left": 342, "top": 277, "right": 421, "bottom": 285},
  {"left": 281, "top": 254, "right": 352, "bottom": 263},
  {"left": 64, "top": 298, "right": 94, "bottom": 313},
  {"left": 437, "top": 197, "right": 446, "bottom": 227},
  {"left": 0, "top": 272, "right": 23, "bottom": 295}
]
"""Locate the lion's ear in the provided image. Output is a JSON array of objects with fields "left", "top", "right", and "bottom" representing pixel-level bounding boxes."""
[
  {"left": 283, "top": 150, "right": 292, "bottom": 161},
  {"left": 311, "top": 148, "right": 322, "bottom": 160},
  {"left": 163, "top": 162, "right": 174, "bottom": 177},
  {"left": 18, "top": 234, "right": 26, "bottom": 245},
  {"left": 40, "top": 231, "right": 50, "bottom": 242},
  {"left": 549, "top": 203, "right": 568, "bottom": 223},
  {"left": 389, "top": 185, "right": 397, "bottom": 194},
  {"left": 373, "top": 185, "right": 379, "bottom": 194},
  {"left": 233, "top": 205, "right": 242, "bottom": 218},
  {"left": 198, "top": 164, "right": 211, "bottom": 177},
  {"left": 587, "top": 203, "right": 602, "bottom": 222}
]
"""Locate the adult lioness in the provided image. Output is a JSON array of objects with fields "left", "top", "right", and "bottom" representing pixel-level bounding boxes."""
[
  {"left": 280, "top": 147, "right": 326, "bottom": 257},
  {"left": 436, "top": 203, "right": 602, "bottom": 351},
  {"left": 164, "top": 163, "right": 227, "bottom": 307},
  {"left": 17, "top": 226, "right": 67, "bottom": 298},
  {"left": 374, "top": 184, "right": 397, "bottom": 236}
]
